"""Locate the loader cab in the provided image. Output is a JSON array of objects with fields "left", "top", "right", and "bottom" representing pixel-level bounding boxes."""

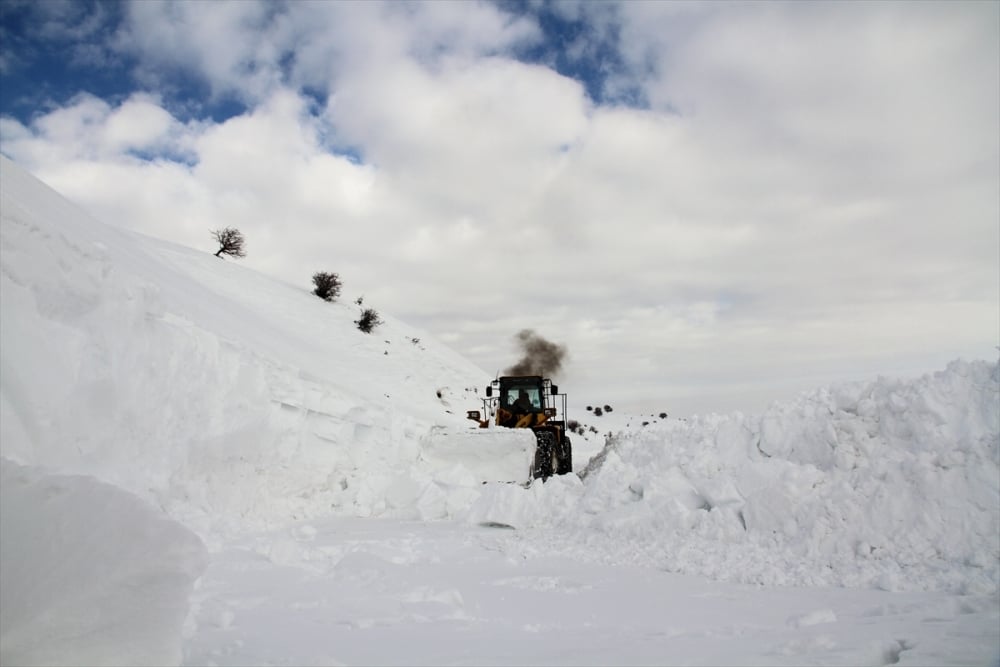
[
  {"left": 491, "top": 376, "right": 545, "bottom": 412},
  {"left": 478, "top": 376, "right": 564, "bottom": 429}
]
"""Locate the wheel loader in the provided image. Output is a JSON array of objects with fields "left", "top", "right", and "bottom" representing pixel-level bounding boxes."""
[{"left": 465, "top": 375, "right": 572, "bottom": 480}]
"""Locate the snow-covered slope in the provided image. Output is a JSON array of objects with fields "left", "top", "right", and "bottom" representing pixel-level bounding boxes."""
[{"left": 1, "top": 154, "right": 497, "bottom": 540}]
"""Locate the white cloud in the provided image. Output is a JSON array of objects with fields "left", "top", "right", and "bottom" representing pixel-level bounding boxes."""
[
  {"left": 2, "top": 92, "right": 192, "bottom": 163},
  {"left": 115, "top": 0, "right": 541, "bottom": 107},
  {"left": 101, "top": 94, "right": 179, "bottom": 154},
  {"left": 1, "top": 1, "right": 996, "bottom": 415},
  {"left": 118, "top": 0, "right": 282, "bottom": 103},
  {"left": 328, "top": 56, "right": 590, "bottom": 221}
]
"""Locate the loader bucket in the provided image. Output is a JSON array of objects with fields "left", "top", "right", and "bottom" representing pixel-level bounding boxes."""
[{"left": 419, "top": 427, "right": 537, "bottom": 484}]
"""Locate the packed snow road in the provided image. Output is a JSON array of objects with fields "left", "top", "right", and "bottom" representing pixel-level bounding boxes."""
[{"left": 182, "top": 516, "right": 998, "bottom": 667}]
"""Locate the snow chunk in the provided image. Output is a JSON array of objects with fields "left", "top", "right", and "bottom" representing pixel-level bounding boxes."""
[
  {"left": 788, "top": 608, "right": 838, "bottom": 627},
  {"left": 0, "top": 458, "right": 207, "bottom": 666}
]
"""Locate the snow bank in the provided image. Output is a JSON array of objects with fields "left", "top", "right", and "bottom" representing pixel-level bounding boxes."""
[
  {"left": 0, "top": 458, "right": 207, "bottom": 666},
  {"left": 473, "top": 360, "right": 1000, "bottom": 595}
]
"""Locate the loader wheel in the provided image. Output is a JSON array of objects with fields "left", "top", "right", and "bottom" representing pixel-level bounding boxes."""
[
  {"left": 555, "top": 436, "right": 573, "bottom": 475},
  {"left": 532, "top": 431, "right": 556, "bottom": 480}
]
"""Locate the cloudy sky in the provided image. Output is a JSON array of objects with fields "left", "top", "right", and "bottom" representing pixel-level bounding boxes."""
[{"left": 1, "top": 0, "right": 997, "bottom": 417}]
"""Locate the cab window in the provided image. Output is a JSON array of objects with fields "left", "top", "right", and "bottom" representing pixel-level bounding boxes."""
[{"left": 505, "top": 387, "right": 540, "bottom": 410}]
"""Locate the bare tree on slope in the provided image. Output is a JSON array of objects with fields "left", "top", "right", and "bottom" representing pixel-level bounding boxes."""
[{"left": 211, "top": 227, "right": 246, "bottom": 259}]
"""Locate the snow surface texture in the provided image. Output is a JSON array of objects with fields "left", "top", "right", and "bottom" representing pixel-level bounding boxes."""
[
  {"left": 2, "top": 155, "right": 998, "bottom": 665},
  {"left": 183, "top": 516, "right": 1000, "bottom": 667}
]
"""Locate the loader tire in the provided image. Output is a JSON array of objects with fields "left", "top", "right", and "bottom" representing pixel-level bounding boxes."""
[
  {"left": 532, "top": 430, "right": 556, "bottom": 480},
  {"left": 556, "top": 436, "right": 573, "bottom": 475}
]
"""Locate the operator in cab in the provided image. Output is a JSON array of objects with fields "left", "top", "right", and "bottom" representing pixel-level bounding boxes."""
[{"left": 510, "top": 389, "right": 535, "bottom": 413}]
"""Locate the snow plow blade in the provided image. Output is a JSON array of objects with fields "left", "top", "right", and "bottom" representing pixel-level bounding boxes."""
[{"left": 419, "top": 427, "right": 537, "bottom": 484}]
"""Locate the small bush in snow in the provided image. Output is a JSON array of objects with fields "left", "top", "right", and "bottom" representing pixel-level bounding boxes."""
[
  {"left": 355, "top": 307, "right": 382, "bottom": 333},
  {"left": 312, "top": 272, "right": 342, "bottom": 302},
  {"left": 211, "top": 227, "right": 246, "bottom": 258},
  {"left": 659, "top": 412, "right": 668, "bottom": 419}
]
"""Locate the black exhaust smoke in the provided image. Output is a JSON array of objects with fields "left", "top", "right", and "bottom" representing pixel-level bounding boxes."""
[{"left": 503, "top": 329, "right": 567, "bottom": 378}]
